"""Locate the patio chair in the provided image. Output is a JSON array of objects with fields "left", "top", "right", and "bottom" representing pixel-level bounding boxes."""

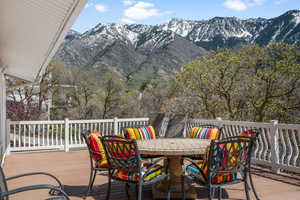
[
  {"left": 81, "top": 130, "right": 108, "bottom": 197},
  {"left": 122, "top": 124, "right": 161, "bottom": 160},
  {"left": 101, "top": 136, "right": 170, "bottom": 200},
  {"left": 0, "top": 166, "right": 69, "bottom": 200},
  {"left": 187, "top": 124, "right": 223, "bottom": 160},
  {"left": 224, "top": 128, "right": 261, "bottom": 200},
  {"left": 182, "top": 137, "right": 254, "bottom": 200}
]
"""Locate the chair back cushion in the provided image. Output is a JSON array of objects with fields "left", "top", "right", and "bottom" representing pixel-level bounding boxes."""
[
  {"left": 101, "top": 136, "right": 140, "bottom": 173},
  {"left": 210, "top": 139, "right": 252, "bottom": 175},
  {"left": 189, "top": 127, "right": 220, "bottom": 140},
  {"left": 87, "top": 132, "right": 107, "bottom": 162},
  {"left": 187, "top": 138, "right": 251, "bottom": 185},
  {"left": 124, "top": 125, "right": 156, "bottom": 140},
  {"left": 241, "top": 129, "right": 259, "bottom": 138},
  {"left": 237, "top": 129, "right": 260, "bottom": 142}
]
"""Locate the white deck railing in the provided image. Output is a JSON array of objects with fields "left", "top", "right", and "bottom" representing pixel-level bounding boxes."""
[
  {"left": 186, "top": 118, "right": 300, "bottom": 174},
  {"left": 7, "top": 117, "right": 300, "bottom": 174},
  {"left": 8, "top": 118, "right": 149, "bottom": 152}
]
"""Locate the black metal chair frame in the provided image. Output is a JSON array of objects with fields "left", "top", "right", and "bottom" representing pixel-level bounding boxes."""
[
  {"left": 187, "top": 124, "right": 224, "bottom": 161},
  {"left": 224, "top": 128, "right": 261, "bottom": 200},
  {"left": 101, "top": 136, "right": 170, "bottom": 200},
  {"left": 183, "top": 137, "right": 255, "bottom": 200},
  {"left": 0, "top": 167, "right": 69, "bottom": 200},
  {"left": 81, "top": 130, "right": 108, "bottom": 197}
]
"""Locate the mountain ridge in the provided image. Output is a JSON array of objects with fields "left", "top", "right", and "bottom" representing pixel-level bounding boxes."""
[{"left": 56, "top": 10, "right": 300, "bottom": 81}]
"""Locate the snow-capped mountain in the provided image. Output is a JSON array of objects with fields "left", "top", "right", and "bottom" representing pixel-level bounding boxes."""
[
  {"left": 160, "top": 10, "right": 300, "bottom": 49},
  {"left": 56, "top": 23, "right": 205, "bottom": 80},
  {"left": 56, "top": 10, "right": 300, "bottom": 80}
]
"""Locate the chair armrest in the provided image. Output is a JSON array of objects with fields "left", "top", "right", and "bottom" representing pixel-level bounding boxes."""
[
  {"left": 0, "top": 184, "right": 70, "bottom": 200},
  {"left": 6, "top": 172, "right": 63, "bottom": 189},
  {"left": 89, "top": 149, "right": 105, "bottom": 156},
  {"left": 183, "top": 157, "right": 200, "bottom": 167},
  {"left": 141, "top": 157, "right": 168, "bottom": 175}
]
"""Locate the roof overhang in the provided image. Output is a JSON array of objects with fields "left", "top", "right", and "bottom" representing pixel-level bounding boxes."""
[{"left": 0, "top": 0, "right": 86, "bottom": 82}]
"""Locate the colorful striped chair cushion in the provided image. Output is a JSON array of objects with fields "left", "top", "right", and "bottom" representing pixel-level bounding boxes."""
[
  {"left": 113, "top": 163, "right": 166, "bottom": 183},
  {"left": 88, "top": 132, "right": 108, "bottom": 167},
  {"left": 189, "top": 127, "right": 221, "bottom": 140},
  {"left": 124, "top": 125, "right": 156, "bottom": 140},
  {"left": 186, "top": 162, "right": 236, "bottom": 184}
]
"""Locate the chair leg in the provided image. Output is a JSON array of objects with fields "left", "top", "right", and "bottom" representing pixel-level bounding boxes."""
[
  {"left": 125, "top": 183, "right": 130, "bottom": 200},
  {"left": 135, "top": 184, "right": 138, "bottom": 200},
  {"left": 138, "top": 183, "right": 143, "bottom": 200},
  {"left": 244, "top": 175, "right": 250, "bottom": 200},
  {"left": 218, "top": 187, "right": 222, "bottom": 200},
  {"left": 86, "top": 169, "right": 96, "bottom": 197},
  {"left": 249, "top": 172, "right": 260, "bottom": 200},
  {"left": 166, "top": 175, "right": 171, "bottom": 200},
  {"left": 106, "top": 175, "right": 112, "bottom": 200},
  {"left": 181, "top": 175, "right": 185, "bottom": 200},
  {"left": 208, "top": 186, "right": 213, "bottom": 200}
]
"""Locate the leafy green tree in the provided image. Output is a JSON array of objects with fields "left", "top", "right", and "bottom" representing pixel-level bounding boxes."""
[
  {"left": 174, "top": 43, "right": 300, "bottom": 122},
  {"left": 95, "top": 72, "right": 127, "bottom": 119}
]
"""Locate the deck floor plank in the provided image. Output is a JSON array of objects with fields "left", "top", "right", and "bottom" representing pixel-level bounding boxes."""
[{"left": 3, "top": 150, "right": 300, "bottom": 199}]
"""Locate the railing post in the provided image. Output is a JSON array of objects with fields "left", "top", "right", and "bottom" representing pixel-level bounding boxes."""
[
  {"left": 182, "top": 115, "right": 188, "bottom": 138},
  {"left": 270, "top": 120, "right": 280, "bottom": 173},
  {"left": 216, "top": 117, "right": 223, "bottom": 125},
  {"left": 216, "top": 117, "right": 224, "bottom": 138},
  {"left": 6, "top": 119, "right": 10, "bottom": 155},
  {"left": 113, "top": 117, "right": 118, "bottom": 135},
  {"left": 64, "top": 118, "right": 69, "bottom": 152}
]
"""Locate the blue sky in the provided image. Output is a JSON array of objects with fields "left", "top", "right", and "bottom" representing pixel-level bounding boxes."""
[{"left": 72, "top": 0, "right": 300, "bottom": 33}]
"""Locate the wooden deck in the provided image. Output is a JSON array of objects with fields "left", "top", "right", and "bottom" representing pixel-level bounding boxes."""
[{"left": 3, "top": 150, "right": 300, "bottom": 200}]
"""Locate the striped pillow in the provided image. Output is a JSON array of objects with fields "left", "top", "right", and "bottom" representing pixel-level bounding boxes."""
[
  {"left": 88, "top": 132, "right": 108, "bottom": 167},
  {"left": 113, "top": 162, "right": 165, "bottom": 183},
  {"left": 125, "top": 125, "right": 156, "bottom": 140},
  {"left": 189, "top": 127, "right": 220, "bottom": 140}
]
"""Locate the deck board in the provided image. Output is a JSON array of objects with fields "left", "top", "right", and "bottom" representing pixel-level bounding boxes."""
[{"left": 3, "top": 150, "right": 300, "bottom": 199}]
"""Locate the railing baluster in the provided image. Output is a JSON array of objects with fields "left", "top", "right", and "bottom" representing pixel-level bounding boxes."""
[
  {"left": 13, "top": 124, "right": 16, "bottom": 148},
  {"left": 37, "top": 124, "right": 40, "bottom": 147},
  {"left": 28, "top": 125, "right": 31, "bottom": 148},
  {"left": 18, "top": 124, "right": 21, "bottom": 147},
  {"left": 286, "top": 129, "right": 293, "bottom": 165},
  {"left": 279, "top": 129, "right": 286, "bottom": 164},
  {"left": 60, "top": 123, "right": 63, "bottom": 145},
  {"left": 47, "top": 124, "right": 50, "bottom": 146},
  {"left": 42, "top": 124, "right": 45, "bottom": 146},
  {"left": 33, "top": 124, "right": 36, "bottom": 147},
  {"left": 291, "top": 130, "right": 299, "bottom": 166}
]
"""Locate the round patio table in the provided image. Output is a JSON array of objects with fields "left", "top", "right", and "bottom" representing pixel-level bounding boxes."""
[{"left": 136, "top": 138, "right": 211, "bottom": 199}]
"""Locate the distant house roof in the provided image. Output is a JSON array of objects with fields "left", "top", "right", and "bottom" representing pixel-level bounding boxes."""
[{"left": 0, "top": 0, "right": 86, "bottom": 82}]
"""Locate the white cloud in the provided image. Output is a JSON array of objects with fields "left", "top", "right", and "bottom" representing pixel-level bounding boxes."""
[
  {"left": 224, "top": 0, "right": 247, "bottom": 11},
  {"left": 123, "top": 0, "right": 135, "bottom": 6},
  {"left": 124, "top": 1, "right": 167, "bottom": 20},
  {"left": 275, "top": 0, "right": 287, "bottom": 5},
  {"left": 95, "top": 4, "right": 108, "bottom": 13},
  {"left": 121, "top": 18, "right": 136, "bottom": 24}
]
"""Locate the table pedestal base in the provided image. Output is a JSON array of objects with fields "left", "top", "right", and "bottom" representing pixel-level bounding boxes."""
[
  {"left": 152, "top": 182, "right": 197, "bottom": 200},
  {"left": 152, "top": 156, "right": 197, "bottom": 199}
]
